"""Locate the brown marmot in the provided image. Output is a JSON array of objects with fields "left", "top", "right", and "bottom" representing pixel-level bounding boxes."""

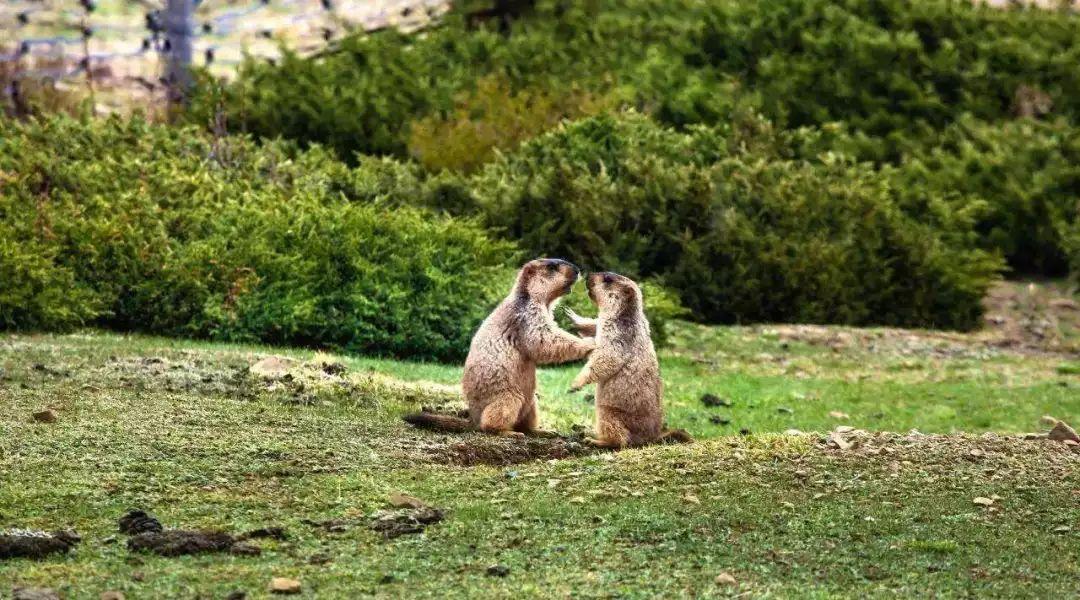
[
  {"left": 404, "top": 258, "right": 595, "bottom": 437},
  {"left": 568, "top": 271, "right": 690, "bottom": 448}
]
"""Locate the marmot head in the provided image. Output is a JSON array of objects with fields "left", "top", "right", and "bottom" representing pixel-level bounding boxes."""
[
  {"left": 515, "top": 258, "right": 581, "bottom": 305},
  {"left": 586, "top": 271, "right": 643, "bottom": 316}
]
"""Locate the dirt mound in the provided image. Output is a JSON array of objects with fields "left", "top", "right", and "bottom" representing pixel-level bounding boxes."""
[
  {"left": 118, "top": 509, "right": 163, "bottom": 535},
  {"left": 0, "top": 530, "right": 80, "bottom": 560},
  {"left": 127, "top": 530, "right": 236, "bottom": 557}
]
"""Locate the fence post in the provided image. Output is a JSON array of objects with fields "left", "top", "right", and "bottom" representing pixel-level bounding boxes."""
[{"left": 164, "top": 0, "right": 194, "bottom": 104}]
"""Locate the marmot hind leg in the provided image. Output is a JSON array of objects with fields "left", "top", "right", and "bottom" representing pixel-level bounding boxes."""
[
  {"left": 479, "top": 391, "right": 526, "bottom": 436},
  {"left": 515, "top": 394, "right": 557, "bottom": 437},
  {"left": 588, "top": 412, "right": 630, "bottom": 449}
]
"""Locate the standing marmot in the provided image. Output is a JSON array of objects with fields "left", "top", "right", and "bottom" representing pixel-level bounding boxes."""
[
  {"left": 568, "top": 271, "right": 689, "bottom": 448},
  {"left": 405, "top": 258, "right": 595, "bottom": 437}
]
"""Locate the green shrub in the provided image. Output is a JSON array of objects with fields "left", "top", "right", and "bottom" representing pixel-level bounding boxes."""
[
  {"left": 463, "top": 113, "right": 1002, "bottom": 329},
  {"left": 888, "top": 117, "right": 1080, "bottom": 276},
  {"left": 408, "top": 74, "right": 614, "bottom": 173},
  {"left": 0, "top": 115, "right": 514, "bottom": 360}
]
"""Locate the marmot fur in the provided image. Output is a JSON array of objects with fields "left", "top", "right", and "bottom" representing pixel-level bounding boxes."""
[
  {"left": 568, "top": 272, "right": 690, "bottom": 448},
  {"left": 404, "top": 258, "right": 595, "bottom": 437}
]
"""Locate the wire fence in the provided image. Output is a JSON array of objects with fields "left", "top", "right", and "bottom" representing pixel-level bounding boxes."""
[{"left": 1, "top": 0, "right": 450, "bottom": 114}]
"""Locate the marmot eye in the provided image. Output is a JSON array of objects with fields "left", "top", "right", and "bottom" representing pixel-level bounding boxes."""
[
  {"left": 546, "top": 262, "right": 560, "bottom": 273},
  {"left": 602, "top": 274, "right": 614, "bottom": 285}
]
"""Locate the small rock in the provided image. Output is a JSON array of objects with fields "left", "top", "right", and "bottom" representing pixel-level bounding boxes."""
[
  {"left": 320, "top": 361, "right": 347, "bottom": 376},
  {"left": 1052, "top": 525, "right": 1072, "bottom": 533},
  {"left": 569, "top": 496, "right": 586, "bottom": 504},
  {"left": 118, "top": 509, "right": 163, "bottom": 535},
  {"left": 250, "top": 357, "right": 296, "bottom": 379},
  {"left": 387, "top": 493, "right": 428, "bottom": 510},
  {"left": 230, "top": 542, "right": 261, "bottom": 556},
  {"left": 968, "top": 449, "right": 984, "bottom": 458},
  {"left": 12, "top": 588, "right": 60, "bottom": 600},
  {"left": 100, "top": 592, "right": 125, "bottom": 600},
  {"left": 784, "top": 429, "right": 803, "bottom": 435},
  {"left": 1047, "top": 420, "right": 1080, "bottom": 444},
  {"left": 700, "top": 394, "right": 732, "bottom": 408},
  {"left": 269, "top": 577, "right": 302, "bottom": 594},
  {"left": 829, "top": 411, "right": 850, "bottom": 420},
  {"left": 973, "top": 497, "right": 994, "bottom": 507},
  {"left": 715, "top": 572, "right": 737, "bottom": 586},
  {"left": 683, "top": 494, "right": 701, "bottom": 505},
  {"left": 828, "top": 432, "right": 852, "bottom": 451},
  {"left": 225, "top": 592, "right": 246, "bottom": 600},
  {"left": 32, "top": 409, "right": 57, "bottom": 423},
  {"left": 777, "top": 407, "right": 794, "bottom": 415},
  {"left": 377, "top": 574, "right": 397, "bottom": 584},
  {"left": 486, "top": 564, "right": 510, "bottom": 577},
  {"left": 709, "top": 416, "right": 730, "bottom": 425},
  {"left": 834, "top": 425, "right": 855, "bottom": 433}
]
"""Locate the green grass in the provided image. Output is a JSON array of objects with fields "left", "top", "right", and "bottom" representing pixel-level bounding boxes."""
[{"left": 1, "top": 326, "right": 1078, "bottom": 598}]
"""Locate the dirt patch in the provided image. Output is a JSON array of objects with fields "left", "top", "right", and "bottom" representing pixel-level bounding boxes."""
[
  {"left": 104, "top": 353, "right": 459, "bottom": 407},
  {"left": 127, "top": 530, "right": 236, "bottom": 557},
  {"left": 0, "top": 530, "right": 80, "bottom": 560},
  {"left": 399, "top": 431, "right": 601, "bottom": 467},
  {"left": 982, "top": 280, "right": 1080, "bottom": 353},
  {"left": 766, "top": 281, "right": 1080, "bottom": 358}
]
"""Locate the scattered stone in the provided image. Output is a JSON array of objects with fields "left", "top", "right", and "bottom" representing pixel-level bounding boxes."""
[
  {"left": 12, "top": 588, "right": 60, "bottom": 600},
  {"left": 777, "top": 407, "right": 794, "bottom": 415},
  {"left": 1047, "top": 420, "right": 1080, "bottom": 444},
  {"left": 972, "top": 497, "right": 994, "bottom": 507},
  {"left": 301, "top": 518, "right": 349, "bottom": 533},
  {"left": 230, "top": 542, "right": 262, "bottom": 556},
  {"left": 683, "top": 494, "right": 701, "bottom": 505},
  {"left": 1052, "top": 525, "right": 1072, "bottom": 533},
  {"left": 0, "top": 529, "right": 80, "bottom": 559},
  {"left": 118, "top": 510, "right": 163, "bottom": 535},
  {"left": 827, "top": 432, "right": 852, "bottom": 451},
  {"left": 708, "top": 416, "right": 730, "bottom": 425},
  {"left": 127, "top": 530, "right": 235, "bottom": 556},
  {"left": 387, "top": 492, "right": 429, "bottom": 510},
  {"left": 225, "top": 591, "right": 247, "bottom": 600},
  {"left": 238, "top": 526, "right": 287, "bottom": 541},
  {"left": 784, "top": 429, "right": 804, "bottom": 435},
  {"left": 377, "top": 574, "right": 397, "bottom": 584},
  {"left": 100, "top": 592, "right": 125, "bottom": 600},
  {"left": 370, "top": 507, "right": 445, "bottom": 539},
  {"left": 249, "top": 356, "right": 297, "bottom": 379},
  {"left": 32, "top": 409, "right": 57, "bottom": 423},
  {"left": 715, "top": 572, "right": 737, "bottom": 586},
  {"left": 834, "top": 426, "right": 855, "bottom": 434},
  {"left": 269, "top": 577, "right": 302, "bottom": 594},
  {"left": 829, "top": 411, "right": 850, "bottom": 420},
  {"left": 700, "top": 394, "right": 732, "bottom": 408},
  {"left": 486, "top": 564, "right": 510, "bottom": 577},
  {"left": 739, "top": 428, "right": 751, "bottom": 436},
  {"left": 320, "top": 361, "right": 347, "bottom": 376}
]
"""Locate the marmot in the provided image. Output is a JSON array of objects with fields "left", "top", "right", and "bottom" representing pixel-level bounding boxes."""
[
  {"left": 568, "top": 271, "right": 690, "bottom": 448},
  {"left": 404, "top": 258, "right": 595, "bottom": 437}
]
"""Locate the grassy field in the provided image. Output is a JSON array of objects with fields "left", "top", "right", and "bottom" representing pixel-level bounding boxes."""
[{"left": 2, "top": 282, "right": 1079, "bottom": 598}]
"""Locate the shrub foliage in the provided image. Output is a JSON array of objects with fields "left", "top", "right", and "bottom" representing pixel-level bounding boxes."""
[{"left": 0, "top": 115, "right": 513, "bottom": 360}]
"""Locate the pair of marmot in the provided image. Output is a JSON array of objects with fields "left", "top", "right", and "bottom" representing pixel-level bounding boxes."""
[{"left": 405, "top": 259, "right": 687, "bottom": 448}]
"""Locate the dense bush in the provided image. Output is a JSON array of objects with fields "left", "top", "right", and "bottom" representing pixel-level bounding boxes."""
[
  {"left": 887, "top": 117, "right": 1080, "bottom": 276},
  {"left": 196, "top": 0, "right": 1080, "bottom": 162},
  {"left": 0, "top": 115, "right": 514, "bottom": 360},
  {"left": 456, "top": 113, "right": 1002, "bottom": 329},
  {"left": 692, "top": 0, "right": 1080, "bottom": 159}
]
